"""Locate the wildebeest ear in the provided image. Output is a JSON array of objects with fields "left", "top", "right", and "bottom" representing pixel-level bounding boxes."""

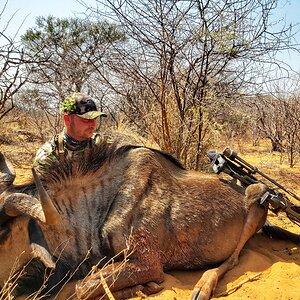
[
  {"left": 28, "top": 219, "right": 55, "bottom": 269},
  {"left": 0, "top": 152, "right": 16, "bottom": 191}
]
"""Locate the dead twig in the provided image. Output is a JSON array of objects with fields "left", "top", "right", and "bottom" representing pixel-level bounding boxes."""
[
  {"left": 100, "top": 272, "right": 115, "bottom": 300},
  {"left": 215, "top": 272, "right": 262, "bottom": 297}
]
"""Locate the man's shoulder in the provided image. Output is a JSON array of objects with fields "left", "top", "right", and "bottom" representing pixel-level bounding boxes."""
[
  {"left": 38, "top": 137, "right": 57, "bottom": 153},
  {"left": 33, "top": 137, "right": 57, "bottom": 167}
]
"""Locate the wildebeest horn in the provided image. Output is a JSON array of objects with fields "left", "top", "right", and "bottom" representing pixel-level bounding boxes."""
[
  {"left": 0, "top": 152, "right": 16, "bottom": 190},
  {"left": 1, "top": 193, "right": 47, "bottom": 224},
  {"left": 32, "top": 167, "right": 60, "bottom": 225}
]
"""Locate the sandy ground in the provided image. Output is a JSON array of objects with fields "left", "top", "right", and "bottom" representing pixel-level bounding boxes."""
[{"left": 4, "top": 144, "right": 300, "bottom": 300}]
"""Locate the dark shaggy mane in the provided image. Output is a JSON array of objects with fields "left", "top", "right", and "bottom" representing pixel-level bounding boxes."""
[
  {"left": 115, "top": 144, "right": 185, "bottom": 170},
  {"left": 38, "top": 141, "right": 185, "bottom": 184},
  {"left": 40, "top": 141, "right": 120, "bottom": 184},
  {"left": 150, "top": 148, "right": 186, "bottom": 170}
]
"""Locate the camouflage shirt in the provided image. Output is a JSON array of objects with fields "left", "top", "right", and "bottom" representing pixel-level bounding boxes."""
[{"left": 33, "top": 131, "right": 104, "bottom": 172}]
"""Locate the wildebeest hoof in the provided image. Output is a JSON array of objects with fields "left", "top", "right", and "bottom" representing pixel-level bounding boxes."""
[
  {"left": 191, "top": 287, "right": 208, "bottom": 300},
  {"left": 191, "top": 269, "right": 218, "bottom": 300}
]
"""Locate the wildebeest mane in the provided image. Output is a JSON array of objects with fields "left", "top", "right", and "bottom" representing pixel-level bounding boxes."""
[
  {"left": 39, "top": 141, "right": 118, "bottom": 183},
  {"left": 38, "top": 141, "right": 185, "bottom": 184},
  {"left": 114, "top": 144, "right": 185, "bottom": 169}
]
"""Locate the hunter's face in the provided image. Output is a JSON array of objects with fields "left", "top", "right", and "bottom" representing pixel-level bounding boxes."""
[{"left": 64, "top": 115, "right": 97, "bottom": 141}]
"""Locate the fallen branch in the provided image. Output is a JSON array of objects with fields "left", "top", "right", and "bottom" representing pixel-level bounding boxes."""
[{"left": 215, "top": 272, "right": 262, "bottom": 297}]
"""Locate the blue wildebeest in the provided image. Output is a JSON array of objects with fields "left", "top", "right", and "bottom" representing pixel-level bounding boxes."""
[{"left": 0, "top": 142, "right": 298, "bottom": 300}]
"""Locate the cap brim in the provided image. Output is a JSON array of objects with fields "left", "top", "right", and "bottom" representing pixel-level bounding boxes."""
[{"left": 76, "top": 111, "right": 107, "bottom": 119}]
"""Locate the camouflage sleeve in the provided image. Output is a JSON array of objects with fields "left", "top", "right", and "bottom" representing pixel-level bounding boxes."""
[{"left": 32, "top": 139, "right": 57, "bottom": 172}]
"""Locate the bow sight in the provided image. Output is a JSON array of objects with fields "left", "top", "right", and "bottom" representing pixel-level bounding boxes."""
[{"left": 207, "top": 147, "right": 300, "bottom": 226}]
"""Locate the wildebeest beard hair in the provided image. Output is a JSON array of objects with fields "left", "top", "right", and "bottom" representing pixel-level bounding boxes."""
[
  {"left": 39, "top": 141, "right": 185, "bottom": 186},
  {"left": 12, "top": 257, "right": 71, "bottom": 298}
]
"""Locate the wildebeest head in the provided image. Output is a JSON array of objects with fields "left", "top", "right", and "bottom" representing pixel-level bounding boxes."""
[
  {"left": 0, "top": 152, "right": 60, "bottom": 293},
  {"left": 0, "top": 142, "right": 122, "bottom": 295}
]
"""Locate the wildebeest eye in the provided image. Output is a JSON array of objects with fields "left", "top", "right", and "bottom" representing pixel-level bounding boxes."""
[
  {"left": 0, "top": 224, "right": 11, "bottom": 245},
  {"left": 0, "top": 205, "right": 15, "bottom": 244}
]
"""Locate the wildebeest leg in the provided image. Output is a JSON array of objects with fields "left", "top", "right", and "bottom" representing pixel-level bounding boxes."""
[
  {"left": 191, "top": 202, "right": 267, "bottom": 300},
  {"left": 262, "top": 221, "right": 300, "bottom": 245},
  {"left": 83, "top": 280, "right": 163, "bottom": 300},
  {"left": 76, "top": 264, "right": 163, "bottom": 300},
  {"left": 75, "top": 228, "right": 164, "bottom": 299}
]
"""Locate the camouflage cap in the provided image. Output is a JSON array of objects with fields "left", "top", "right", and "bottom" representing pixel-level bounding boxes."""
[{"left": 61, "top": 92, "right": 107, "bottom": 119}]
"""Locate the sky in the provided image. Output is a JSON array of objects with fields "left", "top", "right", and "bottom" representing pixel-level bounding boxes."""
[
  {"left": 273, "top": 0, "right": 300, "bottom": 72},
  {"left": 0, "top": 0, "right": 95, "bottom": 39},
  {"left": 1, "top": 0, "right": 300, "bottom": 71}
]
